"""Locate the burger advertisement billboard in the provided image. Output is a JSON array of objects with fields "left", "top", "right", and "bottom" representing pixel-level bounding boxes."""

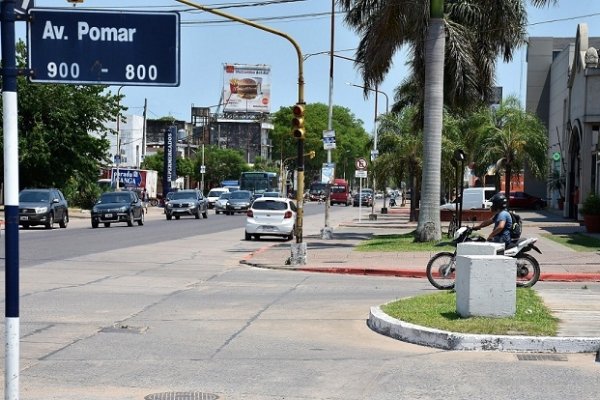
[{"left": 223, "top": 64, "right": 271, "bottom": 113}]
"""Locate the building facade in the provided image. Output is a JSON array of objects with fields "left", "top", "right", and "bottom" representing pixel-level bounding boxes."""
[{"left": 527, "top": 25, "right": 600, "bottom": 219}]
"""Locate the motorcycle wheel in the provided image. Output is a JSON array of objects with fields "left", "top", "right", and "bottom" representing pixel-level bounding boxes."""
[
  {"left": 426, "top": 251, "right": 456, "bottom": 290},
  {"left": 515, "top": 253, "right": 541, "bottom": 288}
]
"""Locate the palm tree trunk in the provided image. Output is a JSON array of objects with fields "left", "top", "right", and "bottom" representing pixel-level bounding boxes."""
[
  {"left": 417, "top": 1, "right": 445, "bottom": 241},
  {"left": 504, "top": 164, "right": 512, "bottom": 209}
]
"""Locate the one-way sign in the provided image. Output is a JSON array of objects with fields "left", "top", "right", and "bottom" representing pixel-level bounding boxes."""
[{"left": 27, "top": 8, "right": 180, "bottom": 86}]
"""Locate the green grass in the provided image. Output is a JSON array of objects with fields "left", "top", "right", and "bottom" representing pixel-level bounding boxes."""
[
  {"left": 542, "top": 233, "right": 600, "bottom": 252},
  {"left": 381, "top": 289, "right": 558, "bottom": 336},
  {"left": 355, "top": 231, "right": 455, "bottom": 252}
]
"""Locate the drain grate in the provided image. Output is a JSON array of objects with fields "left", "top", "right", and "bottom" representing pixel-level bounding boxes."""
[
  {"left": 145, "top": 393, "right": 219, "bottom": 400},
  {"left": 517, "top": 354, "right": 568, "bottom": 362}
]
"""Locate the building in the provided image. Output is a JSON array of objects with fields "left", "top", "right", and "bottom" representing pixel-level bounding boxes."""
[{"left": 526, "top": 25, "right": 600, "bottom": 219}]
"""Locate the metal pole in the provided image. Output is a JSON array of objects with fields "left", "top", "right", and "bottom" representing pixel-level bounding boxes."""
[
  {"left": 2, "top": 2, "right": 20, "bottom": 398},
  {"left": 115, "top": 85, "right": 124, "bottom": 191},
  {"left": 321, "top": 0, "right": 335, "bottom": 239},
  {"left": 201, "top": 144, "right": 205, "bottom": 192}
]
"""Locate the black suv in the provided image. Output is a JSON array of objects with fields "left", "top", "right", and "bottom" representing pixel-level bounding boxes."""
[
  {"left": 91, "top": 191, "right": 144, "bottom": 228},
  {"left": 165, "top": 189, "right": 208, "bottom": 220},
  {"left": 19, "top": 188, "right": 69, "bottom": 229}
]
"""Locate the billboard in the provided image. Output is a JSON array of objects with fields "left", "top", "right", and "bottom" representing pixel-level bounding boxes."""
[{"left": 223, "top": 64, "right": 271, "bottom": 113}]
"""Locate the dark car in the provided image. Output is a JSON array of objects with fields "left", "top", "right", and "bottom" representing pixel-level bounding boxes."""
[
  {"left": 91, "top": 191, "right": 144, "bottom": 228},
  {"left": 225, "top": 190, "right": 253, "bottom": 215},
  {"left": 19, "top": 188, "right": 69, "bottom": 229},
  {"left": 165, "top": 189, "right": 208, "bottom": 220},
  {"left": 503, "top": 191, "right": 547, "bottom": 210},
  {"left": 353, "top": 189, "right": 374, "bottom": 207}
]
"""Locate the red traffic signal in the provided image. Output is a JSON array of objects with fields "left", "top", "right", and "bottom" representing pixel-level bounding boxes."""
[{"left": 291, "top": 103, "right": 305, "bottom": 139}]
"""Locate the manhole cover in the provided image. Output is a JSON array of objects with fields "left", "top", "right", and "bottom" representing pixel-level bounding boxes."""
[
  {"left": 145, "top": 393, "right": 219, "bottom": 400},
  {"left": 516, "top": 354, "right": 568, "bottom": 361}
]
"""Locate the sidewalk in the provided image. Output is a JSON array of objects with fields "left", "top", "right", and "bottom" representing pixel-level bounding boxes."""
[
  {"left": 243, "top": 205, "right": 600, "bottom": 350},
  {"left": 243, "top": 206, "right": 600, "bottom": 282}
]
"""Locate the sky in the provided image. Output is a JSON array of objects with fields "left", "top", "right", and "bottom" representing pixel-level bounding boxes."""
[{"left": 24, "top": 0, "right": 600, "bottom": 135}]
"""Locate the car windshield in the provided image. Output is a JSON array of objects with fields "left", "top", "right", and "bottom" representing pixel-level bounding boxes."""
[
  {"left": 99, "top": 193, "right": 131, "bottom": 203},
  {"left": 230, "top": 191, "right": 251, "bottom": 200},
  {"left": 171, "top": 191, "right": 197, "bottom": 200},
  {"left": 218, "top": 193, "right": 231, "bottom": 200},
  {"left": 252, "top": 200, "right": 288, "bottom": 211},
  {"left": 208, "top": 190, "right": 226, "bottom": 197},
  {"left": 20, "top": 190, "right": 50, "bottom": 203}
]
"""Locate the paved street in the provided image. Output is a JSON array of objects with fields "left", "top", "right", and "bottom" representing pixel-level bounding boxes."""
[{"left": 0, "top": 204, "right": 599, "bottom": 399}]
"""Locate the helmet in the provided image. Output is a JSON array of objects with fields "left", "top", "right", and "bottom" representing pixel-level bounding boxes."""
[{"left": 490, "top": 193, "right": 507, "bottom": 211}]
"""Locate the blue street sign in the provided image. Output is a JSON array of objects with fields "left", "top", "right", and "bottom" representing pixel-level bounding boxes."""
[{"left": 27, "top": 8, "right": 180, "bottom": 86}]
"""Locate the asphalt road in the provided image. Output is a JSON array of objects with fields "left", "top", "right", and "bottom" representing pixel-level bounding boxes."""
[{"left": 0, "top": 203, "right": 598, "bottom": 399}]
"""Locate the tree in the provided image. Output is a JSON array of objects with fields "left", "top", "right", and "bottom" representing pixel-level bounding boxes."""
[
  {"left": 476, "top": 97, "right": 548, "bottom": 204},
  {"left": 193, "top": 145, "right": 248, "bottom": 190},
  {"left": 0, "top": 41, "right": 121, "bottom": 207},
  {"left": 270, "top": 103, "right": 369, "bottom": 189},
  {"left": 338, "top": 0, "right": 556, "bottom": 240}
]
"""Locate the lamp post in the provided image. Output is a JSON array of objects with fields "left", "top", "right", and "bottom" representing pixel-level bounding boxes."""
[{"left": 346, "top": 82, "right": 390, "bottom": 213}]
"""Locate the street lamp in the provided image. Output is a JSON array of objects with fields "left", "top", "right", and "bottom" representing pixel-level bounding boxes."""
[{"left": 346, "top": 82, "right": 390, "bottom": 214}]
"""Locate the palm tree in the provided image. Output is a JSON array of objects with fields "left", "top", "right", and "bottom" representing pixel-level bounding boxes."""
[
  {"left": 338, "top": 0, "right": 556, "bottom": 240},
  {"left": 476, "top": 97, "right": 548, "bottom": 204}
]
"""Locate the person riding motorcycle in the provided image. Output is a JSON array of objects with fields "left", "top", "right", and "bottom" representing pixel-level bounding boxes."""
[{"left": 474, "top": 193, "right": 513, "bottom": 245}]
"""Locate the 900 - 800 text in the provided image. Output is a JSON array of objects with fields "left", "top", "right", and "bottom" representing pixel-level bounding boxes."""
[{"left": 46, "top": 62, "right": 159, "bottom": 81}]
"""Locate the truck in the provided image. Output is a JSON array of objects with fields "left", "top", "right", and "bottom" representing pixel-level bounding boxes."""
[{"left": 99, "top": 168, "right": 159, "bottom": 205}]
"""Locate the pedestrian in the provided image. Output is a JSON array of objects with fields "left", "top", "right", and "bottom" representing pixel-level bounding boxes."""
[
  {"left": 141, "top": 188, "right": 149, "bottom": 214},
  {"left": 474, "top": 193, "right": 512, "bottom": 246}
]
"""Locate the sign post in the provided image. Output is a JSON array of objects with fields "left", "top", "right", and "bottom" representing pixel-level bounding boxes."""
[{"left": 28, "top": 9, "right": 180, "bottom": 86}]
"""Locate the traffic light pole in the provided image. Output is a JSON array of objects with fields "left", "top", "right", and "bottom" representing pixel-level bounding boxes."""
[{"left": 175, "top": 0, "right": 308, "bottom": 264}]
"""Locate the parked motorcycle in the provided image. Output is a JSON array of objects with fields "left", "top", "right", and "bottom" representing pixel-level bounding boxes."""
[
  {"left": 389, "top": 196, "right": 397, "bottom": 207},
  {"left": 426, "top": 225, "right": 542, "bottom": 290}
]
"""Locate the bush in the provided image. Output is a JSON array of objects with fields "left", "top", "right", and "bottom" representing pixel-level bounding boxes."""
[
  {"left": 580, "top": 193, "right": 600, "bottom": 215},
  {"left": 62, "top": 178, "right": 102, "bottom": 209}
]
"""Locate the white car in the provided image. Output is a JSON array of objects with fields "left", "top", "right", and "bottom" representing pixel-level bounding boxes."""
[
  {"left": 245, "top": 197, "right": 297, "bottom": 241},
  {"left": 206, "top": 188, "right": 229, "bottom": 209}
]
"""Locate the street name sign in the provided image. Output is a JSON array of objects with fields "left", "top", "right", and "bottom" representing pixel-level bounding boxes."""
[{"left": 28, "top": 8, "right": 180, "bottom": 86}]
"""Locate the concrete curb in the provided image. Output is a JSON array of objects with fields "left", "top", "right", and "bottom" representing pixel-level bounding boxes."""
[{"left": 368, "top": 306, "right": 600, "bottom": 353}]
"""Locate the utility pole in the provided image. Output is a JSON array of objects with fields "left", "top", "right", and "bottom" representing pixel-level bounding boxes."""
[
  {"left": 115, "top": 85, "right": 124, "bottom": 191},
  {"left": 321, "top": 0, "right": 335, "bottom": 240}
]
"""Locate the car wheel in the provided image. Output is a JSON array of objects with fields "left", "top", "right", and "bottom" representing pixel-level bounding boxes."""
[
  {"left": 286, "top": 232, "right": 294, "bottom": 241},
  {"left": 195, "top": 209, "right": 201, "bottom": 219},
  {"left": 127, "top": 212, "right": 134, "bottom": 227},
  {"left": 91, "top": 220, "right": 98, "bottom": 229},
  {"left": 59, "top": 211, "right": 69, "bottom": 228},
  {"left": 202, "top": 209, "right": 208, "bottom": 219},
  {"left": 245, "top": 231, "right": 252, "bottom": 240},
  {"left": 22, "top": 224, "right": 30, "bottom": 229},
  {"left": 104, "top": 223, "right": 110, "bottom": 228},
  {"left": 175, "top": 215, "right": 180, "bottom": 220},
  {"left": 137, "top": 211, "right": 144, "bottom": 226},
  {"left": 254, "top": 234, "right": 260, "bottom": 240},
  {"left": 216, "top": 210, "right": 221, "bottom": 215},
  {"left": 45, "top": 213, "right": 54, "bottom": 229},
  {"left": 166, "top": 214, "right": 172, "bottom": 220}
]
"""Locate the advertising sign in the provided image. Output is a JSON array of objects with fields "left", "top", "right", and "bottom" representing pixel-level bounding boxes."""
[
  {"left": 112, "top": 169, "right": 143, "bottom": 187},
  {"left": 321, "top": 163, "right": 335, "bottom": 185},
  {"left": 28, "top": 9, "right": 180, "bottom": 86},
  {"left": 223, "top": 64, "right": 271, "bottom": 113}
]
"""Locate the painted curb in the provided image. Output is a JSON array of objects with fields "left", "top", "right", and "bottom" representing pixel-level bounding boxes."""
[{"left": 368, "top": 306, "right": 600, "bottom": 353}]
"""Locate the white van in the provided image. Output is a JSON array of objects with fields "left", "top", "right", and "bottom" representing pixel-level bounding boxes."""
[
  {"left": 206, "top": 188, "right": 230, "bottom": 209},
  {"left": 441, "top": 187, "right": 496, "bottom": 210}
]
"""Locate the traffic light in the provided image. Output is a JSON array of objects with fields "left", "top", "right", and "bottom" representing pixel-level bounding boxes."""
[
  {"left": 291, "top": 103, "right": 305, "bottom": 139},
  {"left": 307, "top": 151, "right": 316, "bottom": 159}
]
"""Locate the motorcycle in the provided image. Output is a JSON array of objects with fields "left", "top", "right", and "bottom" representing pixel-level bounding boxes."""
[
  {"left": 389, "top": 196, "right": 397, "bottom": 207},
  {"left": 426, "top": 225, "right": 542, "bottom": 290}
]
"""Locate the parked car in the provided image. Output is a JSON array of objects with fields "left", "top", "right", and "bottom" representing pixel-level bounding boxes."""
[
  {"left": 165, "top": 189, "right": 208, "bottom": 220},
  {"left": 206, "top": 188, "right": 229, "bottom": 209},
  {"left": 214, "top": 192, "right": 232, "bottom": 215},
  {"left": 245, "top": 197, "right": 297, "bottom": 241},
  {"left": 502, "top": 191, "right": 547, "bottom": 210},
  {"left": 91, "top": 191, "right": 144, "bottom": 228},
  {"left": 19, "top": 188, "right": 69, "bottom": 229},
  {"left": 440, "top": 187, "right": 496, "bottom": 211},
  {"left": 225, "top": 190, "right": 253, "bottom": 215},
  {"left": 353, "top": 189, "right": 374, "bottom": 207}
]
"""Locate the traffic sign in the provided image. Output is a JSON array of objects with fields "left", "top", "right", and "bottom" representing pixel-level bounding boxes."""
[
  {"left": 15, "top": 0, "right": 33, "bottom": 15},
  {"left": 323, "top": 136, "right": 336, "bottom": 150},
  {"left": 355, "top": 157, "right": 367, "bottom": 170},
  {"left": 27, "top": 9, "right": 180, "bottom": 86}
]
